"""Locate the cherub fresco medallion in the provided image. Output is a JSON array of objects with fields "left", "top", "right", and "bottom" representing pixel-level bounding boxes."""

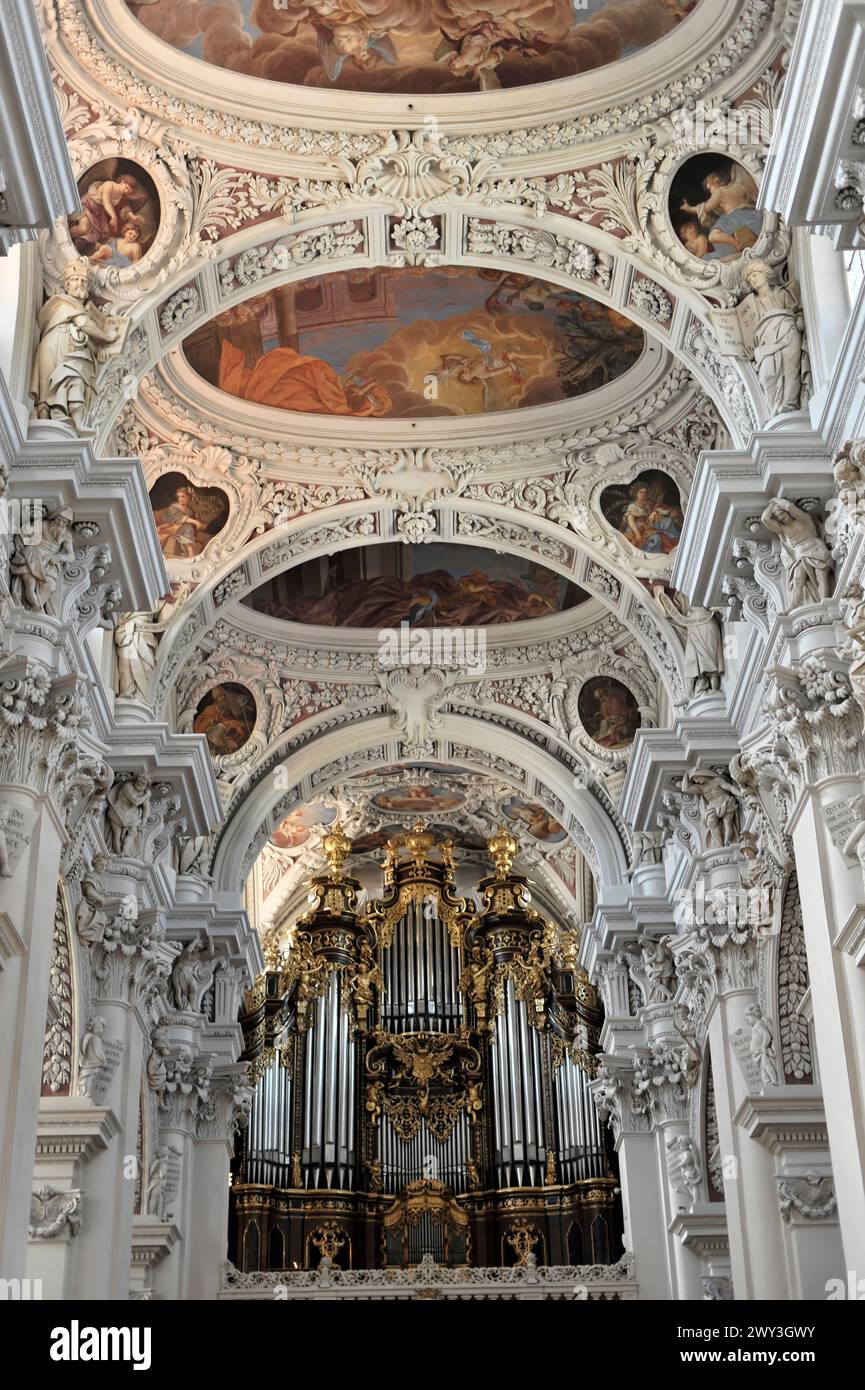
[
  {"left": 669, "top": 155, "right": 762, "bottom": 263},
  {"left": 69, "top": 159, "right": 160, "bottom": 267}
]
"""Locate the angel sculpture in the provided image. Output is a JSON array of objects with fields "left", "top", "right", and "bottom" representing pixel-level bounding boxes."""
[
  {"left": 458, "top": 944, "right": 493, "bottom": 1029},
  {"left": 348, "top": 940, "right": 384, "bottom": 1033}
]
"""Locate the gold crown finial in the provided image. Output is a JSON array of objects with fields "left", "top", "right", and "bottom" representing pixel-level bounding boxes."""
[
  {"left": 323, "top": 825, "right": 352, "bottom": 876},
  {"left": 488, "top": 825, "right": 518, "bottom": 876}
]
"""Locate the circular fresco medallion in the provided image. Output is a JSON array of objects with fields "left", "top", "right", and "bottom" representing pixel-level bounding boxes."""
[
  {"left": 577, "top": 677, "right": 641, "bottom": 750},
  {"left": 599, "top": 470, "right": 684, "bottom": 556},
  {"left": 669, "top": 154, "right": 762, "bottom": 264},
  {"left": 69, "top": 158, "right": 160, "bottom": 267},
  {"left": 193, "top": 682, "right": 257, "bottom": 756}
]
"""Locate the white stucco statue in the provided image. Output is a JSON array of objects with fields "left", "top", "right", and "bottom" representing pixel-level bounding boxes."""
[
  {"left": 745, "top": 1002, "right": 779, "bottom": 1087},
  {"left": 75, "top": 855, "right": 111, "bottom": 944},
  {"left": 114, "top": 612, "right": 159, "bottom": 701},
  {"left": 174, "top": 834, "right": 212, "bottom": 878},
  {"left": 146, "top": 1145, "right": 172, "bottom": 1221},
  {"left": 681, "top": 767, "right": 740, "bottom": 848},
  {"left": 77, "top": 1016, "right": 108, "bottom": 1099},
  {"left": 760, "top": 497, "right": 833, "bottom": 608},
  {"left": 104, "top": 774, "right": 151, "bottom": 857},
  {"left": 171, "top": 937, "right": 215, "bottom": 1012},
  {"left": 741, "top": 259, "right": 805, "bottom": 416},
  {"left": 656, "top": 592, "right": 725, "bottom": 696},
  {"left": 29, "top": 259, "right": 126, "bottom": 431},
  {"left": 9, "top": 508, "right": 76, "bottom": 613}
]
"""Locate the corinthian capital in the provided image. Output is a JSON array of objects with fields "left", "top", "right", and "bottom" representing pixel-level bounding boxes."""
[
  {"left": 195, "top": 1069, "right": 254, "bottom": 1147},
  {"left": 0, "top": 657, "right": 103, "bottom": 823},
  {"left": 90, "top": 903, "right": 175, "bottom": 1022},
  {"left": 590, "top": 1061, "right": 652, "bottom": 1142},
  {"left": 763, "top": 654, "right": 864, "bottom": 789}
]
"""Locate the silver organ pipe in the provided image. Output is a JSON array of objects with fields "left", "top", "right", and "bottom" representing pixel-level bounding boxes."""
[
  {"left": 381, "top": 900, "right": 461, "bottom": 1034},
  {"left": 246, "top": 1052, "right": 293, "bottom": 1187},
  {"left": 301, "top": 972, "right": 356, "bottom": 1189},
  {"left": 490, "top": 981, "right": 548, "bottom": 1188},
  {"left": 379, "top": 1110, "right": 471, "bottom": 1196},
  {"left": 553, "top": 1052, "right": 607, "bottom": 1182}
]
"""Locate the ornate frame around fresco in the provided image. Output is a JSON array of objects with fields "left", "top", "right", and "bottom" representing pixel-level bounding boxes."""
[{"left": 46, "top": 0, "right": 781, "bottom": 148}]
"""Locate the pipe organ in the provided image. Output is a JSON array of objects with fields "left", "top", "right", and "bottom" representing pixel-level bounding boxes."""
[{"left": 232, "top": 823, "right": 620, "bottom": 1271}]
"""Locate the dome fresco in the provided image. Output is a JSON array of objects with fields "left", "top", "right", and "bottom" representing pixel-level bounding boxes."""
[
  {"left": 126, "top": 0, "right": 700, "bottom": 94},
  {"left": 183, "top": 266, "right": 645, "bottom": 419}
]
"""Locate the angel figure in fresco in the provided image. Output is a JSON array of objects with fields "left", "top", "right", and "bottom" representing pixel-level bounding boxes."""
[
  {"left": 70, "top": 165, "right": 158, "bottom": 265},
  {"left": 253, "top": 0, "right": 403, "bottom": 81},
  {"left": 433, "top": 2, "right": 573, "bottom": 90},
  {"left": 438, "top": 329, "right": 530, "bottom": 411},
  {"left": 677, "top": 218, "right": 740, "bottom": 263},
  {"left": 316, "top": 20, "right": 398, "bottom": 79},
  {"left": 679, "top": 164, "right": 762, "bottom": 256},
  {"left": 152, "top": 484, "right": 221, "bottom": 560}
]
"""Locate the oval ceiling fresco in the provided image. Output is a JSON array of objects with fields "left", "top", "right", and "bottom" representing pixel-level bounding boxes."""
[
  {"left": 242, "top": 542, "right": 589, "bottom": 627},
  {"left": 127, "top": 0, "right": 700, "bottom": 94},
  {"left": 182, "top": 267, "right": 645, "bottom": 419}
]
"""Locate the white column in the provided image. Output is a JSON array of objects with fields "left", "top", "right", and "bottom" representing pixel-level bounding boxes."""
[
  {"left": 737, "top": 1090, "right": 844, "bottom": 1299},
  {"left": 181, "top": 1069, "right": 251, "bottom": 1301},
  {"left": 0, "top": 785, "right": 64, "bottom": 1279},
  {"left": 708, "top": 987, "right": 791, "bottom": 1299},
  {"left": 617, "top": 1132, "right": 672, "bottom": 1300},
  {"left": 25, "top": 1100, "right": 118, "bottom": 1299},
  {"left": 592, "top": 1059, "right": 673, "bottom": 1301},
  {"left": 789, "top": 781, "right": 865, "bottom": 1273},
  {"left": 0, "top": 659, "right": 91, "bottom": 1280},
  {"left": 74, "top": 906, "right": 172, "bottom": 1300}
]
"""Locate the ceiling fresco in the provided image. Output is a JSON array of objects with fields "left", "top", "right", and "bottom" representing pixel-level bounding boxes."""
[
  {"left": 242, "top": 542, "right": 589, "bottom": 627},
  {"left": 126, "top": 0, "right": 700, "bottom": 94},
  {"left": 182, "top": 267, "right": 645, "bottom": 419}
]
